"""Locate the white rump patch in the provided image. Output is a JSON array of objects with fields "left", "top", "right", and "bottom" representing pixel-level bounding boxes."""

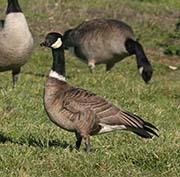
[
  {"left": 98, "top": 123, "right": 126, "bottom": 134},
  {"left": 139, "top": 67, "right": 144, "bottom": 75},
  {"left": 51, "top": 38, "right": 62, "bottom": 49},
  {"left": 49, "top": 70, "right": 66, "bottom": 81}
]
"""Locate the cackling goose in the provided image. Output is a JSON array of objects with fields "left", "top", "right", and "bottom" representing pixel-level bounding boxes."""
[
  {"left": 63, "top": 19, "right": 153, "bottom": 83},
  {"left": 40, "top": 32, "right": 158, "bottom": 152}
]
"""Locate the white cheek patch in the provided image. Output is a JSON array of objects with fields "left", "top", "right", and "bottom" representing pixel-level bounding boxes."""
[
  {"left": 51, "top": 38, "right": 62, "bottom": 49},
  {"left": 139, "top": 67, "right": 144, "bottom": 75}
]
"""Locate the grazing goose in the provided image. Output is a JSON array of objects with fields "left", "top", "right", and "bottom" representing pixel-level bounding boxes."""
[
  {"left": 63, "top": 18, "right": 153, "bottom": 83},
  {"left": 0, "top": 0, "right": 33, "bottom": 86},
  {"left": 40, "top": 32, "right": 158, "bottom": 152}
]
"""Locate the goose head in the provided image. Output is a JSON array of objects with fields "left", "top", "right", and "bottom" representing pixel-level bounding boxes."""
[{"left": 40, "top": 32, "right": 63, "bottom": 49}]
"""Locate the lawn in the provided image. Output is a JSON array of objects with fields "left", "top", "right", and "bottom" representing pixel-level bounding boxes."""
[{"left": 0, "top": 0, "right": 180, "bottom": 176}]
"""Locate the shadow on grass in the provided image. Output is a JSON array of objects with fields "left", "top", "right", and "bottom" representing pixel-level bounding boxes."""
[
  {"left": 22, "top": 71, "right": 47, "bottom": 78},
  {"left": 21, "top": 71, "right": 71, "bottom": 79},
  {"left": 0, "top": 132, "right": 69, "bottom": 149},
  {"left": 0, "top": 133, "right": 12, "bottom": 143}
]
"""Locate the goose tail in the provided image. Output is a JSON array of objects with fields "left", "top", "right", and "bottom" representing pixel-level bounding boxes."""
[{"left": 121, "top": 110, "right": 158, "bottom": 138}]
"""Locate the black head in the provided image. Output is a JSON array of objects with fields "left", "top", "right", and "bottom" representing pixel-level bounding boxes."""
[
  {"left": 40, "top": 32, "right": 63, "bottom": 49},
  {"left": 139, "top": 64, "right": 153, "bottom": 83}
]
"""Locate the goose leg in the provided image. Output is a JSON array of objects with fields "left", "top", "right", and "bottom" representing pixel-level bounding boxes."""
[
  {"left": 76, "top": 109, "right": 94, "bottom": 152},
  {"left": 106, "top": 63, "right": 115, "bottom": 72},
  {"left": 84, "top": 135, "right": 90, "bottom": 153},
  {"left": 75, "top": 132, "right": 82, "bottom": 150},
  {"left": 0, "top": 20, "right": 5, "bottom": 28},
  {"left": 88, "top": 59, "right": 95, "bottom": 73},
  {"left": 12, "top": 68, "right": 21, "bottom": 87}
]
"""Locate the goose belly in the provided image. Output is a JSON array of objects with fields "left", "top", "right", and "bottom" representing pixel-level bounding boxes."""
[
  {"left": 0, "top": 36, "right": 33, "bottom": 69},
  {"left": 80, "top": 40, "right": 129, "bottom": 64},
  {"left": 0, "top": 44, "right": 33, "bottom": 70}
]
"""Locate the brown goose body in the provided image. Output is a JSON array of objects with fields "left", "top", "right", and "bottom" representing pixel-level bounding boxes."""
[
  {"left": 65, "top": 19, "right": 134, "bottom": 64},
  {"left": 44, "top": 77, "right": 157, "bottom": 138},
  {"left": 63, "top": 18, "right": 153, "bottom": 83},
  {"left": 41, "top": 32, "right": 158, "bottom": 152}
]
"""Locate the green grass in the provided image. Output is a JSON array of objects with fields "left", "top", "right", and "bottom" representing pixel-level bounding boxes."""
[{"left": 0, "top": 0, "right": 180, "bottom": 176}]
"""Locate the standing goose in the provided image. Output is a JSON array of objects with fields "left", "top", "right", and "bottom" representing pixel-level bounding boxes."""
[
  {"left": 63, "top": 19, "right": 153, "bottom": 83},
  {"left": 0, "top": 0, "right": 33, "bottom": 86},
  {"left": 41, "top": 32, "right": 158, "bottom": 152}
]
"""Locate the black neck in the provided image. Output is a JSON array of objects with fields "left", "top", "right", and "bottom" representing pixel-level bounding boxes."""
[
  {"left": 6, "top": 0, "right": 22, "bottom": 14},
  {"left": 51, "top": 47, "right": 66, "bottom": 77}
]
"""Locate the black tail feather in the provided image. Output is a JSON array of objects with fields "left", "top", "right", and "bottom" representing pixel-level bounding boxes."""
[
  {"left": 144, "top": 121, "right": 159, "bottom": 131},
  {"left": 131, "top": 128, "right": 153, "bottom": 138},
  {"left": 125, "top": 38, "right": 153, "bottom": 83},
  {"left": 122, "top": 111, "right": 158, "bottom": 139},
  {"left": 144, "top": 126, "right": 159, "bottom": 137},
  {"left": 128, "top": 125, "right": 158, "bottom": 139},
  {"left": 124, "top": 111, "right": 159, "bottom": 131}
]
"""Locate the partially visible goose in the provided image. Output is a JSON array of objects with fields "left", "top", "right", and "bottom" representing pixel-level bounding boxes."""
[
  {"left": 63, "top": 19, "right": 153, "bottom": 83},
  {"left": 40, "top": 32, "right": 158, "bottom": 152},
  {"left": 0, "top": 0, "right": 33, "bottom": 86}
]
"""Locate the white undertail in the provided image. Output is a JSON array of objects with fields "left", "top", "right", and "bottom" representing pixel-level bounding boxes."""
[{"left": 99, "top": 123, "right": 126, "bottom": 134}]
